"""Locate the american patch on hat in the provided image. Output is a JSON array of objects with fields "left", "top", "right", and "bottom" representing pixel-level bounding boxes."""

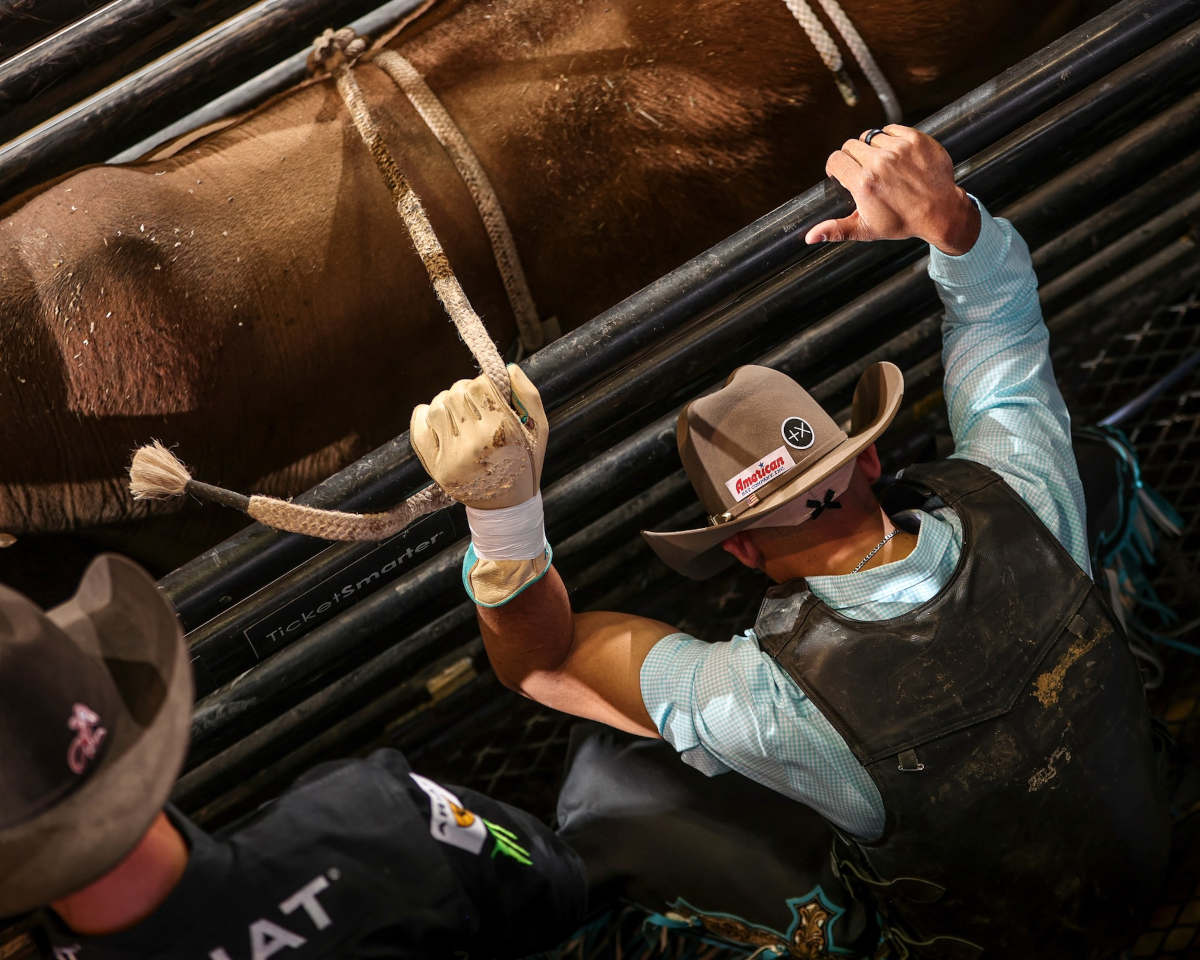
[{"left": 642, "top": 362, "right": 904, "bottom": 579}]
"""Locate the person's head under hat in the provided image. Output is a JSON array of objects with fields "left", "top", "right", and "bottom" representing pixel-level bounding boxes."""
[
  {"left": 643, "top": 362, "right": 907, "bottom": 582},
  {"left": 0, "top": 555, "right": 192, "bottom": 932}
]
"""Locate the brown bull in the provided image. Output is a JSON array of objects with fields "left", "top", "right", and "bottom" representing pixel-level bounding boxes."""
[{"left": 1, "top": 0, "right": 1095, "bottom": 557}]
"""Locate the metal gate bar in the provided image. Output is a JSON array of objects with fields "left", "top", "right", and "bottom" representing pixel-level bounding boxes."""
[
  {"left": 2, "top": 0, "right": 258, "bottom": 143},
  {"left": 0, "top": 0, "right": 425, "bottom": 197}
]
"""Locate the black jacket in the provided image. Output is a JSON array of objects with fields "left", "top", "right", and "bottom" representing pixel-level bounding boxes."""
[{"left": 42, "top": 749, "right": 587, "bottom": 959}]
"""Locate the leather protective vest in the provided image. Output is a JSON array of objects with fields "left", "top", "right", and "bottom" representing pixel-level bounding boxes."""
[{"left": 753, "top": 459, "right": 1170, "bottom": 959}]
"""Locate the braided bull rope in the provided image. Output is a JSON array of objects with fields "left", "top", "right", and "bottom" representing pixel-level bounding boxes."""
[
  {"left": 314, "top": 27, "right": 512, "bottom": 398},
  {"left": 128, "top": 27, "right": 534, "bottom": 541},
  {"left": 129, "top": 7, "right": 893, "bottom": 539},
  {"left": 781, "top": 0, "right": 901, "bottom": 123},
  {"left": 373, "top": 49, "right": 544, "bottom": 352}
]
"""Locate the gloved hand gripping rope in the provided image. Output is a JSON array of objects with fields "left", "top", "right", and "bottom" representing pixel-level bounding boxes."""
[{"left": 130, "top": 27, "right": 552, "bottom": 603}]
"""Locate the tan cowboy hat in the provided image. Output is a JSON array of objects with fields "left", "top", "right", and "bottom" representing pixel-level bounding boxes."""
[
  {"left": 0, "top": 555, "right": 192, "bottom": 916},
  {"left": 643, "top": 362, "right": 904, "bottom": 579}
]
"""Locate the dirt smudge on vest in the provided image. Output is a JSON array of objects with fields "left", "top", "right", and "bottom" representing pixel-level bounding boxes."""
[
  {"left": 1027, "top": 745, "right": 1072, "bottom": 792},
  {"left": 1033, "top": 631, "right": 1100, "bottom": 708},
  {"left": 950, "top": 728, "right": 1022, "bottom": 794}
]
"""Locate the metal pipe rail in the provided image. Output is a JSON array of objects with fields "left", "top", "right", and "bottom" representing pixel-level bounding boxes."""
[
  {"left": 0, "top": 0, "right": 424, "bottom": 198},
  {"left": 1, "top": 0, "right": 253, "bottom": 143},
  {"left": 185, "top": 475, "right": 697, "bottom": 764},
  {"left": 533, "top": 29, "right": 1200, "bottom": 482},
  {"left": 177, "top": 18, "right": 1200, "bottom": 698},
  {"left": 764, "top": 120, "right": 1200, "bottom": 404},
  {"left": 178, "top": 91, "right": 1200, "bottom": 767},
  {"left": 2, "top": 7, "right": 1197, "bottom": 956},
  {"left": 157, "top": 0, "right": 1200, "bottom": 632},
  {"left": 1, "top": 0, "right": 171, "bottom": 76},
  {"left": 109, "top": 0, "right": 423, "bottom": 162},
  {"left": 1, "top": 0, "right": 105, "bottom": 58},
  {"left": 180, "top": 206, "right": 1200, "bottom": 818},
  {"left": 177, "top": 498, "right": 702, "bottom": 819},
  {"left": 186, "top": 640, "right": 494, "bottom": 828}
]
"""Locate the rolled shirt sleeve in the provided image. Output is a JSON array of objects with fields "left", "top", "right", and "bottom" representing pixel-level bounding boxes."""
[{"left": 640, "top": 631, "right": 886, "bottom": 840}]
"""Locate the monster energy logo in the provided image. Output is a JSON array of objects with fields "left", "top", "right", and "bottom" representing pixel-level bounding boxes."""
[{"left": 483, "top": 819, "right": 532, "bottom": 865}]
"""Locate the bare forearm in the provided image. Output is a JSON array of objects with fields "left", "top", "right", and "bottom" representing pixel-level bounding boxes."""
[
  {"left": 475, "top": 566, "right": 575, "bottom": 691},
  {"left": 413, "top": 365, "right": 660, "bottom": 734},
  {"left": 475, "top": 569, "right": 664, "bottom": 737}
]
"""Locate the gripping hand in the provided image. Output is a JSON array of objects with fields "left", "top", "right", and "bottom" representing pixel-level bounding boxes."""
[
  {"left": 411, "top": 365, "right": 551, "bottom": 606},
  {"left": 805, "top": 125, "right": 980, "bottom": 256}
]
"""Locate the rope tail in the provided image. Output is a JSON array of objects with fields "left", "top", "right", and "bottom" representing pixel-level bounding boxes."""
[{"left": 129, "top": 441, "right": 454, "bottom": 540}]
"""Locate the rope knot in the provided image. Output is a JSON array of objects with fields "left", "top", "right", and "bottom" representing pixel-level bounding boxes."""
[{"left": 309, "top": 27, "right": 369, "bottom": 74}]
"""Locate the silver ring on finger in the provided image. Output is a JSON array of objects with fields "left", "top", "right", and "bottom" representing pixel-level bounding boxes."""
[{"left": 863, "top": 128, "right": 885, "bottom": 146}]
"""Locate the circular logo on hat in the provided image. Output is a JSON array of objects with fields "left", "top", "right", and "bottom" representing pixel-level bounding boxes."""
[{"left": 781, "top": 417, "right": 815, "bottom": 450}]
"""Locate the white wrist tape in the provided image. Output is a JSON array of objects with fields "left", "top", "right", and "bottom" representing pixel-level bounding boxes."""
[{"left": 466, "top": 492, "right": 547, "bottom": 560}]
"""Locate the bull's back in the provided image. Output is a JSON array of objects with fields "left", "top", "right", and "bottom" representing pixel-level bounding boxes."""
[
  {"left": 1, "top": 0, "right": 1106, "bottom": 539},
  {"left": 0, "top": 70, "right": 512, "bottom": 534}
]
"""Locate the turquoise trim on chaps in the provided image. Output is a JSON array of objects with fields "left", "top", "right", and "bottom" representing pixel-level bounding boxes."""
[
  {"left": 1079, "top": 426, "right": 1187, "bottom": 686},
  {"left": 642, "top": 886, "right": 858, "bottom": 958}
]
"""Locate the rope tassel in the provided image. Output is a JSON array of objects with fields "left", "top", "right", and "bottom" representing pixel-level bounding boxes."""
[{"left": 129, "top": 441, "right": 453, "bottom": 540}]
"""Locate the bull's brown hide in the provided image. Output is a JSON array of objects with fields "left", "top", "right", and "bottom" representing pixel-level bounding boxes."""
[{"left": 0, "top": 0, "right": 1098, "bottom": 556}]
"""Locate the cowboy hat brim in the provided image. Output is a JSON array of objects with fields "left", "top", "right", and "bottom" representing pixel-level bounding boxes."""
[
  {"left": 643, "top": 362, "right": 904, "bottom": 580},
  {"left": 0, "top": 555, "right": 192, "bottom": 916}
]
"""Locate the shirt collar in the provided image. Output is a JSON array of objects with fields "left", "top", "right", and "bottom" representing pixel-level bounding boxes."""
[{"left": 803, "top": 508, "right": 958, "bottom": 612}]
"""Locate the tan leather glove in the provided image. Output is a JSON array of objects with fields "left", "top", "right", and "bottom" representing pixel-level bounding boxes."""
[{"left": 411, "top": 364, "right": 550, "bottom": 606}]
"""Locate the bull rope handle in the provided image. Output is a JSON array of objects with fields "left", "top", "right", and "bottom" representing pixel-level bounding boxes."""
[
  {"left": 128, "top": 28, "right": 527, "bottom": 542},
  {"left": 781, "top": 0, "right": 901, "bottom": 122}
]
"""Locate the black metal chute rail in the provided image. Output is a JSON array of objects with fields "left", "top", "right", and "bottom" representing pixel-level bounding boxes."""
[
  {"left": 158, "top": 0, "right": 1200, "bottom": 632},
  {"left": 1, "top": 0, "right": 273, "bottom": 144},
  {"left": 806, "top": 204, "right": 1200, "bottom": 518},
  {"left": 759, "top": 98, "right": 1200, "bottom": 399},
  {"left": 184, "top": 508, "right": 470, "bottom": 696},
  {"left": 107, "top": 0, "right": 423, "bottom": 163},
  {"left": 540, "top": 26, "right": 1200, "bottom": 483},
  {"left": 0, "top": 0, "right": 113, "bottom": 59},
  {"left": 176, "top": 82, "right": 1200, "bottom": 764},
  {"left": 188, "top": 643, "right": 523, "bottom": 832},
  {"left": 181, "top": 180, "right": 1200, "bottom": 813},
  {"left": 177, "top": 16, "right": 1200, "bottom": 697},
  {"left": 178, "top": 497, "right": 703, "bottom": 816},
  {"left": 184, "top": 485, "right": 697, "bottom": 771},
  {"left": 172, "top": 196, "right": 1200, "bottom": 835},
  {"left": 182, "top": 214, "right": 1200, "bottom": 778},
  {"left": 0, "top": 0, "right": 423, "bottom": 200}
]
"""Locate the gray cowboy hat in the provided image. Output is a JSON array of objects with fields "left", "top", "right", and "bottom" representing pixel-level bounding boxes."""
[
  {"left": 643, "top": 362, "right": 904, "bottom": 579},
  {"left": 0, "top": 554, "right": 192, "bottom": 916}
]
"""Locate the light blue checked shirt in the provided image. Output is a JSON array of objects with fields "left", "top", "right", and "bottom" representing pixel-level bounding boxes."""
[{"left": 640, "top": 200, "right": 1092, "bottom": 841}]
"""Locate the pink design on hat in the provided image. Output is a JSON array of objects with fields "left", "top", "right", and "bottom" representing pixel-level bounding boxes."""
[{"left": 67, "top": 703, "right": 108, "bottom": 776}]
